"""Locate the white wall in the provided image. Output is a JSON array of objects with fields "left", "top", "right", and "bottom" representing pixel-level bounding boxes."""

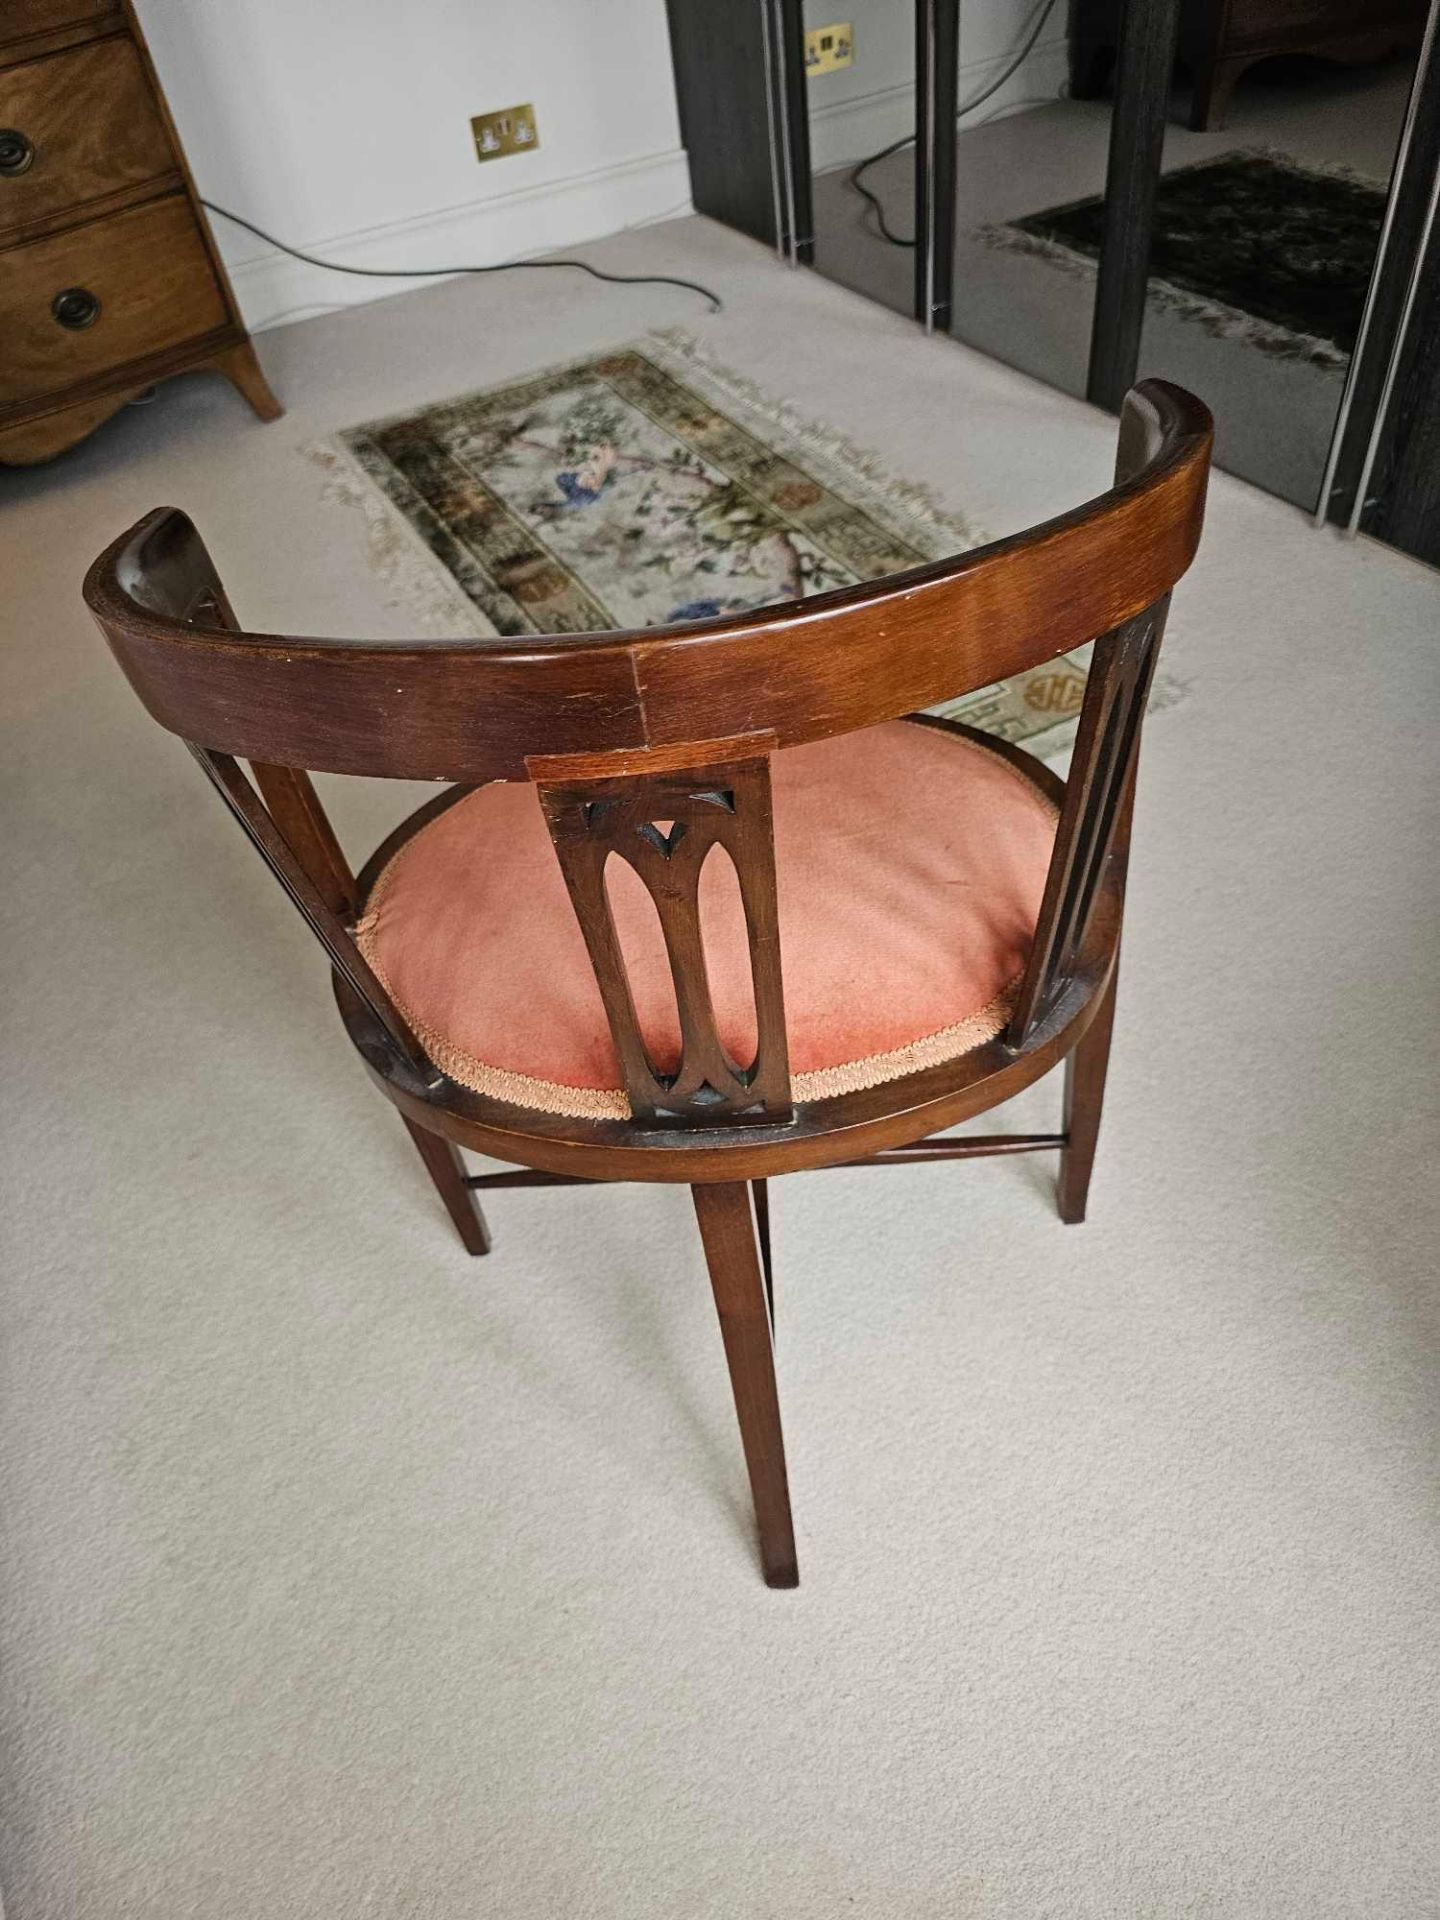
[
  {"left": 137, "top": 0, "right": 692, "bottom": 332},
  {"left": 803, "top": 0, "right": 1070, "bottom": 172},
  {"left": 137, "top": 0, "right": 1065, "bottom": 334}
]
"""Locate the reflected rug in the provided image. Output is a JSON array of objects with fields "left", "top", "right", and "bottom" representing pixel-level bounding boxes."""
[
  {"left": 992, "top": 148, "right": 1386, "bottom": 371},
  {"left": 319, "top": 334, "right": 1114, "bottom": 755}
]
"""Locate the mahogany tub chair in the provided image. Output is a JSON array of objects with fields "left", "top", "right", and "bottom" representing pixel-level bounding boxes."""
[{"left": 85, "top": 380, "right": 1211, "bottom": 1588}]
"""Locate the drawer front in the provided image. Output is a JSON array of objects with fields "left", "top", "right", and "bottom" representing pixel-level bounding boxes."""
[
  {"left": 2, "top": 0, "right": 119, "bottom": 44},
  {"left": 0, "top": 36, "right": 174, "bottom": 234},
  {"left": 0, "top": 194, "right": 230, "bottom": 407}
]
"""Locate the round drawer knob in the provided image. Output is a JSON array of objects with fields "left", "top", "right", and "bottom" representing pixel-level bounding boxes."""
[
  {"left": 0, "top": 128, "right": 36, "bottom": 176},
  {"left": 52, "top": 286, "right": 101, "bottom": 331}
]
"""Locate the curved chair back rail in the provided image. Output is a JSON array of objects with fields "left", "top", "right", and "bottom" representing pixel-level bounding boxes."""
[{"left": 85, "top": 382, "right": 1210, "bottom": 785}]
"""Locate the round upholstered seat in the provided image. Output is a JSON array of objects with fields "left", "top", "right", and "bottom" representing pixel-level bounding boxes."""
[{"left": 355, "top": 721, "right": 1059, "bottom": 1120}]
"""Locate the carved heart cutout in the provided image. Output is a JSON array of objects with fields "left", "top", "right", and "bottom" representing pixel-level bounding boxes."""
[{"left": 634, "top": 819, "right": 688, "bottom": 857}]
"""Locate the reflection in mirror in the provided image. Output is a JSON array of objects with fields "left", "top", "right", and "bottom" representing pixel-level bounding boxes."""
[
  {"left": 804, "top": 1, "right": 1096, "bottom": 343},
  {"left": 804, "top": 0, "right": 919, "bottom": 319},
  {"left": 1129, "top": 10, "right": 1425, "bottom": 511},
  {"left": 803, "top": 0, "right": 1426, "bottom": 513}
]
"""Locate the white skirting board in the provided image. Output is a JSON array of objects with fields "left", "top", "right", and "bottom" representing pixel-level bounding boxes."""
[{"left": 221, "top": 148, "right": 695, "bottom": 335}]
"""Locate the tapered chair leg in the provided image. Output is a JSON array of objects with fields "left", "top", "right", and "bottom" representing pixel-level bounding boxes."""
[
  {"left": 692, "top": 1181, "right": 798, "bottom": 1588},
  {"left": 1059, "top": 966, "right": 1119, "bottom": 1224},
  {"left": 403, "top": 1116, "right": 492, "bottom": 1254}
]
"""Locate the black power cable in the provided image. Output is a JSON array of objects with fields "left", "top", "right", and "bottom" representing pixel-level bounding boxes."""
[
  {"left": 201, "top": 202, "right": 724, "bottom": 314},
  {"left": 849, "top": 134, "right": 919, "bottom": 248},
  {"left": 847, "top": 0, "right": 1063, "bottom": 249}
]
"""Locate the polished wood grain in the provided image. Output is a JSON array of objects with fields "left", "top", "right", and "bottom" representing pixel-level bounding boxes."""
[
  {"left": 176, "top": 578, "right": 482, "bottom": 1252},
  {"left": 0, "top": 337, "right": 276, "bottom": 463},
  {"left": 403, "top": 1117, "right": 492, "bottom": 1257},
  {"left": 84, "top": 380, "right": 1212, "bottom": 1586},
  {"left": 186, "top": 746, "right": 433, "bottom": 1079},
  {"left": 86, "top": 385, "right": 1209, "bottom": 782},
  {"left": 526, "top": 729, "right": 780, "bottom": 785},
  {"left": 3, "top": 0, "right": 117, "bottom": 42},
  {"left": 449, "top": 1131, "right": 1070, "bottom": 1182},
  {"left": 249, "top": 763, "right": 358, "bottom": 917},
  {"left": 206, "top": 340, "right": 284, "bottom": 424},
  {"left": 0, "top": 384, "right": 125, "bottom": 459},
  {"left": 693, "top": 1181, "right": 797, "bottom": 1587},
  {"left": 0, "top": 0, "right": 280, "bottom": 460},
  {"left": 1008, "top": 602, "right": 1163, "bottom": 1044},
  {"left": 539, "top": 756, "right": 790, "bottom": 1126},
  {"left": 0, "top": 34, "right": 174, "bottom": 239},
  {"left": 0, "top": 194, "right": 228, "bottom": 407},
  {"left": 1059, "top": 964, "right": 1119, "bottom": 1224}
]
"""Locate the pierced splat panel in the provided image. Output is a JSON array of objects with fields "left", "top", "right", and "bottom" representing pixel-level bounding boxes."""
[{"left": 538, "top": 758, "right": 791, "bottom": 1126}]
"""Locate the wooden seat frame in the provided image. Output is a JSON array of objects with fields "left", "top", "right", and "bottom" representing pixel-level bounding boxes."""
[{"left": 85, "top": 380, "right": 1211, "bottom": 1588}]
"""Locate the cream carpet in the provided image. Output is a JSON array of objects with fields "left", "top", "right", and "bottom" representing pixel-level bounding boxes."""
[{"left": 1, "top": 215, "right": 1438, "bottom": 1918}]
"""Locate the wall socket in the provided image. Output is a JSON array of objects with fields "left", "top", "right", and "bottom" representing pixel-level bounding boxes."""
[
  {"left": 804, "top": 23, "right": 853, "bottom": 75},
  {"left": 471, "top": 104, "right": 539, "bottom": 163}
]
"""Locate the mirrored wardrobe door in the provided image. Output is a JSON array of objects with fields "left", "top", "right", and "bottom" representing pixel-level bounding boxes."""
[
  {"left": 915, "top": 0, "right": 1131, "bottom": 401},
  {"left": 801, "top": 0, "right": 921, "bottom": 322},
  {"left": 667, "top": 0, "right": 1440, "bottom": 556},
  {"left": 1317, "top": 0, "right": 1440, "bottom": 563},
  {"left": 802, "top": 0, "right": 1126, "bottom": 360},
  {"left": 1128, "top": 0, "right": 1430, "bottom": 514}
]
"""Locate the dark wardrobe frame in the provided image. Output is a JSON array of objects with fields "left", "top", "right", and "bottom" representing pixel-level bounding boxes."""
[
  {"left": 1316, "top": 0, "right": 1440, "bottom": 562},
  {"left": 667, "top": 0, "right": 1440, "bottom": 563},
  {"left": 664, "top": 0, "right": 815, "bottom": 267}
]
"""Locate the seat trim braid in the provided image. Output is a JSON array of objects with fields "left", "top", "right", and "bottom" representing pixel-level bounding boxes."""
[
  {"left": 351, "top": 964, "right": 1028, "bottom": 1121},
  {"left": 353, "top": 721, "right": 1059, "bottom": 1123}
]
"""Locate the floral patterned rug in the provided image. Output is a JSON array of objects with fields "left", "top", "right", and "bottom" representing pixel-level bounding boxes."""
[{"left": 322, "top": 335, "right": 1100, "bottom": 754}]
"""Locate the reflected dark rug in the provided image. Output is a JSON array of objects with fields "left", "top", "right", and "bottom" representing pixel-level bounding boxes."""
[{"left": 996, "top": 148, "right": 1386, "bottom": 369}]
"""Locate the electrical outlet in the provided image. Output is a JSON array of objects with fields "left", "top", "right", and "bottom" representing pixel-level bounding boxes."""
[
  {"left": 804, "top": 23, "right": 853, "bottom": 76},
  {"left": 471, "top": 104, "right": 539, "bottom": 163}
]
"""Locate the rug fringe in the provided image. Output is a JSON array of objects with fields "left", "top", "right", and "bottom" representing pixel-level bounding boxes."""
[{"left": 305, "top": 439, "right": 494, "bottom": 638}]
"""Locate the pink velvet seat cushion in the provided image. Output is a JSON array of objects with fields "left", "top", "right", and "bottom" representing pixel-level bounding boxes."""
[{"left": 356, "top": 722, "right": 1058, "bottom": 1119}]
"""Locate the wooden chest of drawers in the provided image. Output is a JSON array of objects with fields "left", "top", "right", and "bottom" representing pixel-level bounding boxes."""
[
  {"left": 0, "top": 0, "right": 279, "bottom": 463},
  {"left": 1071, "top": 0, "right": 1427, "bottom": 131}
]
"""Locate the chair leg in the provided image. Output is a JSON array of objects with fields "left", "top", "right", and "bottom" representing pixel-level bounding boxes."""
[
  {"left": 692, "top": 1182, "right": 798, "bottom": 1589},
  {"left": 1058, "top": 966, "right": 1119, "bottom": 1225},
  {"left": 403, "top": 1116, "right": 492, "bottom": 1255}
]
